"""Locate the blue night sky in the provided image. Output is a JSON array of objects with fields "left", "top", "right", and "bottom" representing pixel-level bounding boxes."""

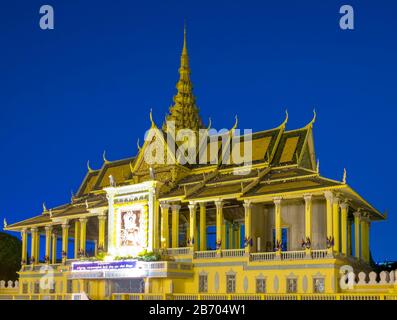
[{"left": 1, "top": 1, "right": 396, "bottom": 261}]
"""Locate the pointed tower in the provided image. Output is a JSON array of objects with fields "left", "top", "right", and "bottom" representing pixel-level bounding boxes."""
[{"left": 163, "top": 26, "right": 204, "bottom": 133}]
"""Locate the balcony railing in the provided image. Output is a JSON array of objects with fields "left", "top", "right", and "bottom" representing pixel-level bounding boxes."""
[
  {"left": 221, "top": 249, "right": 245, "bottom": 258},
  {"left": 111, "top": 293, "right": 397, "bottom": 301},
  {"left": 250, "top": 252, "right": 276, "bottom": 261},
  {"left": 194, "top": 250, "right": 217, "bottom": 259},
  {"left": 163, "top": 247, "right": 191, "bottom": 256},
  {"left": 250, "top": 249, "right": 329, "bottom": 262}
]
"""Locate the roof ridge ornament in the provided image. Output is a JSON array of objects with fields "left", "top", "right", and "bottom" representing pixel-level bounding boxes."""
[
  {"left": 279, "top": 109, "right": 289, "bottom": 128},
  {"left": 308, "top": 109, "right": 317, "bottom": 128},
  {"left": 42, "top": 202, "right": 47, "bottom": 212},
  {"left": 87, "top": 160, "right": 94, "bottom": 173},
  {"left": 103, "top": 150, "right": 109, "bottom": 164},
  {"left": 316, "top": 159, "right": 320, "bottom": 174},
  {"left": 149, "top": 108, "right": 156, "bottom": 128},
  {"left": 342, "top": 168, "right": 347, "bottom": 184},
  {"left": 3, "top": 218, "right": 7, "bottom": 229},
  {"left": 137, "top": 138, "right": 142, "bottom": 152}
]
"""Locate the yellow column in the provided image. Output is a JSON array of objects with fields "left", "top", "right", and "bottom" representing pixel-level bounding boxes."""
[
  {"left": 365, "top": 217, "right": 371, "bottom": 263},
  {"left": 21, "top": 228, "right": 28, "bottom": 265},
  {"left": 171, "top": 205, "right": 180, "bottom": 248},
  {"left": 45, "top": 226, "right": 52, "bottom": 263},
  {"left": 160, "top": 203, "right": 170, "bottom": 249},
  {"left": 332, "top": 197, "right": 340, "bottom": 253},
  {"left": 51, "top": 231, "right": 57, "bottom": 264},
  {"left": 153, "top": 201, "right": 160, "bottom": 250},
  {"left": 340, "top": 202, "right": 349, "bottom": 256},
  {"left": 228, "top": 223, "right": 233, "bottom": 249},
  {"left": 361, "top": 214, "right": 369, "bottom": 262},
  {"left": 188, "top": 203, "right": 197, "bottom": 250},
  {"left": 143, "top": 203, "right": 149, "bottom": 248},
  {"left": 199, "top": 203, "right": 207, "bottom": 251},
  {"left": 236, "top": 224, "right": 241, "bottom": 249},
  {"left": 304, "top": 194, "right": 312, "bottom": 254},
  {"left": 215, "top": 200, "right": 223, "bottom": 251},
  {"left": 347, "top": 219, "right": 352, "bottom": 256},
  {"left": 324, "top": 191, "right": 334, "bottom": 251},
  {"left": 243, "top": 200, "right": 252, "bottom": 254},
  {"left": 221, "top": 220, "right": 226, "bottom": 249},
  {"left": 79, "top": 218, "right": 88, "bottom": 256},
  {"left": 74, "top": 220, "right": 80, "bottom": 259},
  {"left": 61, "top": 223, "right": 69, "bottom": 262},
  {"left": 35, "top": 229, "right": 40, "bottom": 261},
  {"left": 353, "top": 212, "right": 361, "bottom": 259},
  {"left": 98, "top": 215, "right": 106, "bottom": 252},
  {"left": 274, "top": 198, "right": 282, "bottom": 254},
  {"left": 30, "top": 227, "right": 38, "bottom": 264}
]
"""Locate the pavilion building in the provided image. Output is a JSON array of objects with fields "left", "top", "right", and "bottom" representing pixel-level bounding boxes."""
[{"left": 3, "top": 29, "right": 388, "bottom": 300}]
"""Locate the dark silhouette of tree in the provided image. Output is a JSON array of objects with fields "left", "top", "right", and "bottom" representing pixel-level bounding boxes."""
[{"left": 0, "top": 232, "right": 21, "bottom": 281}]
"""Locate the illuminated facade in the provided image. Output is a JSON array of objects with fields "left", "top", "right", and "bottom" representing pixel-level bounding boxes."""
[{"left": 3, "top": 29, "right": 396, "bottom": 300}]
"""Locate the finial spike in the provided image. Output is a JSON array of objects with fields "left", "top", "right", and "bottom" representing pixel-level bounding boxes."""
[
  {"left": 207, "top": 117, "right": 212, "bottom": 131},
  {"left": 343, "top": 168, "right": 347, "bottom": 184},
  {"left": 308, "top": 109, "right": 317, "bottom": 127},
  {"left": 87, "top": 160, "right": 93, "bottom": 173},
  {"left": 42, "top": 202, "right": 47, "bottom": 212},
  {"left": 3, "top": 218, "right": 7, "bottom": 229},
  {"left": 103, "top": 150, "right": 109, "bottom": 163},
  {"left": 231, "top": 115, "right": 238, "bottom": 131},
  {"left": 316, "top": 159, "right": 320, "bottom": 174},
  {"left": 129, "top": 161, "right": 134, "bottom": 174},
  {"left": 137, "top": 138, "right": 142, "bottom": 152}
]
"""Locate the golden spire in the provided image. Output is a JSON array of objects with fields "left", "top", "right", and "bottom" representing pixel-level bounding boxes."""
[{"left": 163, "top": 24, "right": 204, "bottom": 133}]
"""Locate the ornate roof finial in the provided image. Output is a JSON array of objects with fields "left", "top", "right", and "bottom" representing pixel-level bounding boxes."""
[
  {"left": 279, "top": 109, "right": 289, "bottom": 128},
  {"left": 231, "top": 115, "right": 238, "bottom": 131},
  {"left": 103, "top": 150, "right": 109, "bottom": 163},
  {"left": 3, "top": 218, "right": 7, "bottom": 229},
  {"left": 87, "top": 160, "right": 93, "bottom": 173},
  {"left": 207, "top": 117, "right": 212, "bottom": 131},
  {"left": 343, "top": 168, "right": 347, "bottom": 184},
  {"left": 308, "top": 109, "right": 317, "bottom": 127},
  {"left": 137, "top": 138, "right": 142, "bottom": 152},
  {"left": 316, "top": 159, "right": 320, "bottom": 174},
  {"left": 129, "top": 161, "right": 134, "bottom": 174},
  {"left": 162, "top": 24, "right": 204, "bottom": 133},
  {"left": 42, "top": 202, "right": 47, "bottom": 212},
  {"left": 149, "top": 108, "right": 156, "bottom": 128}
]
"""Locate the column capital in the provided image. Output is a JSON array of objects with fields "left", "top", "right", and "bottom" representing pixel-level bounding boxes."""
[
  {"left": 188, "top": 203, "right": 197, "bottom": 211},
  {"left": 353, "top": 211, "right": 361, "bottom": 219},
  {"left": 160, "top": 202, "right": 171, "bottom": 210},
  {"left": 303, "top": 194, "right": 312, "bottom": 203},
  {"left": 215, "top": 200, "right": 223, "bottom": 209},
  {"left": 199, "top": 202, "right": 206, "bottom": 209},
  {"left": 97, "top": 215, "right": 107, "bottom": 221},
  {"left": 45, "top": 225, "right": 52, "bottom": 232},
  {"left": 21, "top": 228, "right": 27, "bottom": 233},
  {"left": 243, "top": 200, "right": 252, "bottom": 208},
  {"left": 273, "top": 197, "right": 282, "bottom": 206},
  {"left": 340, "top": 201, "right": 349, "bottom": 210},
  {"left": 79, "top": 217, "right": 88, "bottom": 224},
  {"left": 61, "top": 223, "right": 69, "bottom": 229},
  {"left": 324, "top": 191, "right": 334, "bottom": 201},
  {"left": 332, "top": 196, "right": 340, "bottom": 205},
  {"left": 171, "top": 204, "right": 181, "bottom": 211},
  {"left": 30, "top": 227, "right": 38, "bottom": 233}
]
